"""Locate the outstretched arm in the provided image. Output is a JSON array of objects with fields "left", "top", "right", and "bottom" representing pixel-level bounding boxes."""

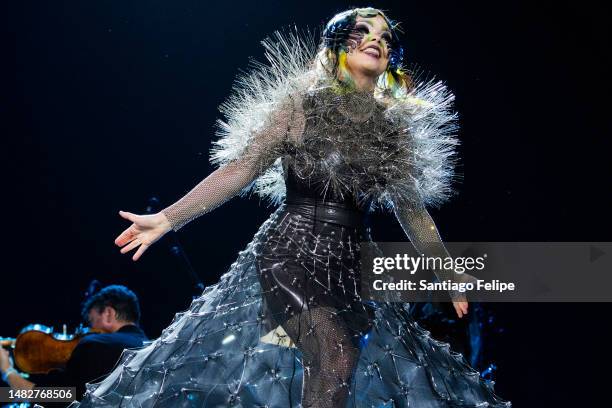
[
  {"left": 116, "top": 148, "right": 274, "bottom": 259},
  {"left": 115, "top": 93, "right": 305, "bottom": 260},
  {"left": 392, "top": 199, "right": 471, "bottom": 317},
  {"left": 161, "top": 93, "right": 305, "bottom": 231},
  {"left": 161, "top": 153, "right": 262, "bottom": 231}
]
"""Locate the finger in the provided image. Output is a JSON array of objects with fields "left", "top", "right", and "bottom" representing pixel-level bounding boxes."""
[
  {"left": 132, "top": 244, "right": 149, "bottom": 261},
  {"left": 115, "top": 228, "right": 136, "bottom": 246},
  {"left": 115, "top": 224, "right": 140, "bottom": 246},
  {"left": 454, "top": 304, "right": 463, "bottom": 318},
  {"left": 119, "top": 210, "right": 138, "bottom": 223},
  {"left": 120, "top": 239, "right": 141, "bottom": 254}
]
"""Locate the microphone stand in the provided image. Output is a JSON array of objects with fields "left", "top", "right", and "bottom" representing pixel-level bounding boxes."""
[{"left": 145, "top": 197, "right": 205, "bottom": 296}]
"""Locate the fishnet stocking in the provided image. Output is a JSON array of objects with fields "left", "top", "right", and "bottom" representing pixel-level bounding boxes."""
[{"left": 283, "top": 307, "right": 360, "bottom": 408}]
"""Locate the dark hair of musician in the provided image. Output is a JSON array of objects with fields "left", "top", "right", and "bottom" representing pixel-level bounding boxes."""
[{"left": 81, "top": 285, "right": 141, "bottom": 325}]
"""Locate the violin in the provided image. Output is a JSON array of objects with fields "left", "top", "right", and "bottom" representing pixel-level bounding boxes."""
[{"left": 1, "top": 324, "right": 102, "bottom": 374}]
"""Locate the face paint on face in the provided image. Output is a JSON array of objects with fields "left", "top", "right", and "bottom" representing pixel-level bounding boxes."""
[
  {"left": 340, "top": 14, "right": 392, "bottom": 86},
  {"left": 322, "top": 8, "right": 408, "bottom": 94},
  {"left": 347, "top": 16, "right": 392, "bottom": 59}
]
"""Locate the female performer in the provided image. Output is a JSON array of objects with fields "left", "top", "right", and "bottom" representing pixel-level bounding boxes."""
[{"left": 72, "top": 7, "right": 510, "bottom": 408}]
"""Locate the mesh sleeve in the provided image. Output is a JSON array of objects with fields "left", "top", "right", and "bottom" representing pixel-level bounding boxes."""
[
  {"left": 393, "top": 200, "right": 476, "bottom": 301},
  {"left": 161, "top": 94, "right": 305, "bottom": 231}
]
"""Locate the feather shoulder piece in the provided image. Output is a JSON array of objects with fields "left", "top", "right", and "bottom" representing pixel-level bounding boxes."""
[
  {"left": 379, "top": 78, "right": 460, "bottom": 210},
  {"left": 209, "top": 29, "right": 460, "bottom": 211},
  {"left": 208, "top": 29, "right": 318, "bottom": 206}
]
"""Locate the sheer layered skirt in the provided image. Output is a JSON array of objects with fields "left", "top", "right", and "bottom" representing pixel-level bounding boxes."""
[{"left": 71, "top": 203, "right": 510, "bottom": 407}]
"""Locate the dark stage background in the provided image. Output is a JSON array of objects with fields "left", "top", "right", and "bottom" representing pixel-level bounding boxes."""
[{"left": 4, "top": 0, "right": 611, "bottom": 406}]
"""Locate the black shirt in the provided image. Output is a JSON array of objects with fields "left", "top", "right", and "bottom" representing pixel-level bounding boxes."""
[{"left": 29, "top": 324, "right": 148, "bottom": 403}]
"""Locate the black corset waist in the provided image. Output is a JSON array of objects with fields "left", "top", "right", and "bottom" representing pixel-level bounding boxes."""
[
  {"left": 284, "top": 191, "right": 367, "bottom": 229},
  {"left": 282, "top": 162, "right": 369, "bottom": 230}
]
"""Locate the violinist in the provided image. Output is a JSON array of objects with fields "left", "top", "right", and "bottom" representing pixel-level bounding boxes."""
[{"left": 0, "top": 285, "right": 148, "bottom": 401}]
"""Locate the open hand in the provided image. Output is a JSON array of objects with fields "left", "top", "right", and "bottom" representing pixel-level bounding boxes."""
[
  {"left": 114, "top": 211, "right": 172, "bottom": 261},
  {"left": 453, "top": 300, "right": 469, "bottom": 318},
  {"left": 452, "top": 271, "right": 475, "bottom": 318}
]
